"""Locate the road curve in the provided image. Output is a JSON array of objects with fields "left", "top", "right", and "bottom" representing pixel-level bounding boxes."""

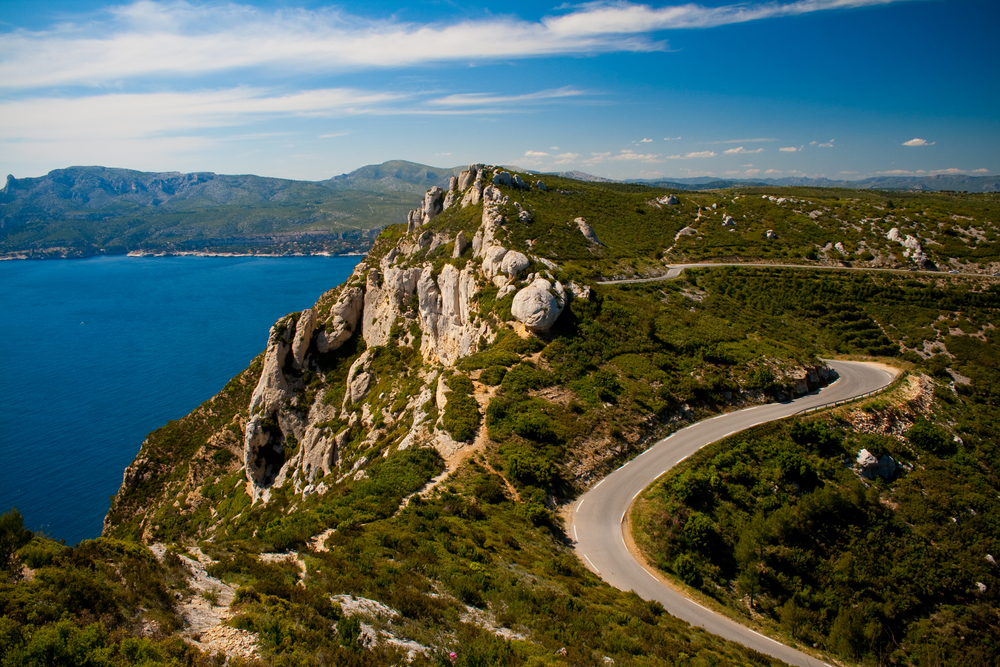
[
  {"left": 596, "top": 261, "right": 991, "bottom": 285},
  {"left": 570, "top": 360, "right": 898, "bottom": 667}
]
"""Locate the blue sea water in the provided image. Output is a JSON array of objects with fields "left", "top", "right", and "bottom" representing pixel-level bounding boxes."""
[{"left": 0, "top": 255, "right": 361, "bottom": 545}]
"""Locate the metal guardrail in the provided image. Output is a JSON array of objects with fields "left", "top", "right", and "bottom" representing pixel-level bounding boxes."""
[{"left": 793, "top": 372, "right": 904, "bottom": 416}]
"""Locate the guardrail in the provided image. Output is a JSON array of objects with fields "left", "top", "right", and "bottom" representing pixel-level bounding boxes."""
[{"left": 793, "top": 371, "right": 905, "bottom": 416}]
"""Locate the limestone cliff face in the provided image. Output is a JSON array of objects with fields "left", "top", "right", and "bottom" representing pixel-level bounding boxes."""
[{"left": 238, "top": 164, "right": 577, "bottom": 503}]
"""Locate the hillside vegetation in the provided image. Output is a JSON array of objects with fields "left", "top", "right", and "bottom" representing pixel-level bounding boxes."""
[
  {"left": 3, "top": 166, "right": 999, "bottom": 667},
  {"left": 0, "top": 162, "right": 460, "bottom": 259}
]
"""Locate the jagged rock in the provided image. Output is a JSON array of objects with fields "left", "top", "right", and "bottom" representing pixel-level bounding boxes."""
[
  {"left": 418, "top": 230, "right": 434, "bottom": 248},
  {"left": 448, "top": 176, "right": 458, "bottom": 191},
  {"left": 461, "top": 178, "right": 483, "bottom": 207},
  {"left": 835, "top": 242, "right": 848, "bottom": 255},
  {"left": 536, "top": 181, "right": 547, "bottom": 191},
  {"left": 722, "top": 215, "right": 736, "bottom": 226},
  {"left": 497, "top": 284, "right": 516, "bottom": 299},
  {"left": 574, "top": 217, "right": 601, "bottom": 245},
  {"left": 512, "top": 174, "right": 526, "bottom": 189},
  {"left": 406, "top": 209, "right": 420, "bottom": 233},
  {"left": 675, "top": 226, "right": 696, "bottom": 239},
  {"left": 887, "top": 227, "right": 902, "bottom": 243},
  {"left": 511, "top": 277, "right": 566, "bottom": 331},
  {"left": 500, "top": 250, "right": 530, "bottom": 279},
  {"left": 350, "top": 372, "right": 371, "bottom": 403},
  {"left": 291, "top": 309, "right": 316, "bottom": 370},
  {"left": 417, "top": 264, "right": 485, "bottom": 365},
  {"left": 362, "top": 267, "right": 422, "bottom": 348},
  {"left": 663, "top": 194, "right": 679, "bottom": 205},
  {"left": 458, "top": 169, "right": 475, "bottom": 191},
  {"left": 442, "top": 190, "right": 456, "bottom": 211},
  {"left": 249, "top": 320, "right": 292, "bottom": 415},
  {"left": 244, "top": 414, "right": 286, "bottom": 500},
  {"left": 566, "top": 280, "right": 591, "bottom": 300},
  {"left": 471, "top": 230, "right": 483, "bottom": 255},
  {"left": 453, "top": 231, "right": 469, "bottom": 258},
  {"left": 421, "top": 187, "right": 445, "bottom": 225},
  {"left": 317, "top": 286, "right": 363, "bottom": 353},
  {"left": 492, "top": 171, "right": 513, "bottom": 187},
  {"left": 766, "top": 229, "right": 777, "bottom": 239}
]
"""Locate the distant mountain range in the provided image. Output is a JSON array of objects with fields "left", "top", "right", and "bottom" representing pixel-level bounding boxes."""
[
  {"left": 0, "top": 161, "right": 462, "bottom": 259},
  {"left": 547, "top": 170, "right": 999, "bottom": 193}
]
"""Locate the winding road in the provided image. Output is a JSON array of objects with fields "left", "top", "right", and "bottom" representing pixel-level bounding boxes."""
[
  {"left": 570, "top": 360, "right": 898, "bottom": 667},
  {"left": 597, "top": 261, "right": 992, "bottom": 285}
]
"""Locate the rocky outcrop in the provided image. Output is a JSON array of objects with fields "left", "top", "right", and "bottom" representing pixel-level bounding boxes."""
[
  {"left": 317, "top": 286, "right": 363, "bottom": 353},
  {"left": 574, "top": 217, "right": 602, "bottom": 245},
  {"left": 453, "top": 231, "right": 469, "bottom": 258},
  {"left": 511, "top": 277, "right": 566, "bottom": 332},
  {"left": 249, "top": 321, "right": 293, "bottom": 415},
  {"left": 856, "top": 448, "right": 896, "bottom": 480}
]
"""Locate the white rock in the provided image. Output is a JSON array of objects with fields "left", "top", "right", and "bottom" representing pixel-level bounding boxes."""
[
  {"left": 481, "top": 245, "right": 509, "bottom": 279},
  {"left": 421, "top": 186, "right": 445, "bottom": 225},
  {"left": 458, "top": 169, "right": 475, "bottom": 191},
  {"left": 492, "top": 171, "right": 513, "bottom": 187},
  {"left": 835, "top": 242, "right": 848, "bottom": 255},
  {"left": 574, "top": 217, "right": 602, "bottom": 245},
  {"left": 453, "top": 230, "right": 469, "bottom": 258},
  {"left": 291, "top": 308, "right": 317, "bottom": 370},
  {"left": 511, "top": 278, "right": 566, "bottom": 332},
  {"left": 536, "top": 181, "right": 547, "bottom": 191},
  {"left": 249, "top": 320, "right": 292, "bottom": 415},
  {"left": 500, "top": 250, "right": 530, "bottom": 278},
  {"left": 497, "top": 284, "right": 517, "bottom": 299},
  {"left": 317, "top": 286, "right": 363, "bottom": 353}
]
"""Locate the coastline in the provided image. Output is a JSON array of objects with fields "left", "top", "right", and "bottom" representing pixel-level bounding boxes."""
[{"left": 0, "top": 249, "right": 369, "bottom": 261}]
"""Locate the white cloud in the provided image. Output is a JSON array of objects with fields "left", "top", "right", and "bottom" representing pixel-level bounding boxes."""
[
  {"left": 664, "top": 136, "right": 681, "bottom": 141},
  {"left": 640, "top": 138, "right": 653, "bottom": 143},
  {"left": 0, "top": 0, "right": 918, "bottom": 90},
  {"left": 779, "top": 146, "right": 801, "bottom": 152},
  {"left": 972, "top": 168, "right": 989, "bottom": 174},
  {"left": 875, "top": 167, "right": 980, "bottom": 176},
  {"left": 554, "top": 152, "right": 579, "bottom": 164},
  {"left": 902, "top": 138, "right": 935, "bottom": 146},
  {"left": 525, "top": 150, "right": 550, "bottom": 157},
  {"left": 428, "top": 87, "right": 584, "bottom": 107},
  {"left": 0, "top": 87, "right": 403, "bottom": 141},
  {"left": 667, "top": 150, "right": 717, "bottom": 159},
  {"left": 550, "top": 146, "right": 560, "bottom": 150},
  {"left": 765, "top": 169, "right": 782, "bottom": 175},
  {"left": 319, "top": 131, "right": 349, "bottom": 138},
  {"left": 818, "top": 139, "right": 834, "bottom": 147},
  {"left": 584, "top": 149, "right": 662, "bottom": 165},
  {"left": 714, "top": 137, "right": 775, "bottom": 144},
  {"left": 723, "top": 146, "right": 765, "bottom": 155}
]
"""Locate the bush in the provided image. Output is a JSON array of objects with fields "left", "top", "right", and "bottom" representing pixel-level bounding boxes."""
[{"left": 442, "top": 374, "right": 480, "bottom": 443}]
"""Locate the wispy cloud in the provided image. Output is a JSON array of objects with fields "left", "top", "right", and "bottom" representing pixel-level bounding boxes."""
[
  {"left": 667, "top": 150, "right": 717, "bottom": 159},
  {"left": 876, "top": 167, "right": 982, "bottom": 176},
  {"left": 714, "top": 137, "right": 776, "bottom": 144},
  {"left": 554, "top": 152, "right": 579, "bottom": 164},
  {"left": 428, "top": 87, "right": 584, "bottom": 107},
  {"left": 0, "top": 0, "right": 919, "bottom": 90},
  {"left": 664, "top": 136, "right": 682, "bottom": 141},
  {"left": 0, "top": 87, "right": 403, "bottom": 141},
  {"left": 525, "top": 150, "right": 550, "bottom": 157},
  {"left": 818, "top": 139, "right": 835, "bottom": 147},
  {"left": 779, "top": 146, "right": 802, "bottom": 152},
  {"left": 640, "top": 138, "right": 653, "bottom": 143},
  {"left": 902, "top": 138, "right": 935, "bottom": 146},
  {"left": 723, "top": 146, "right": 765, "bottom": 155},
  {"left": 585, "top": 149, "right": 662, "bottom": 165}
]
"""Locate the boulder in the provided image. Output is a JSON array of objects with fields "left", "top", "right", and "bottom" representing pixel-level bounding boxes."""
[
  {"left": 574, "top": 217, "right": 602, "bottom": 245},
  {"left": 492, "top": 171, "right": 513, "bottom": 187},
  {"left": 835, "top": 242, "right": 848, "bottom": 255},
  {"left": 458, "top": 169, "right": 475, "bottom": 191},
  {"left": 512, "top": 174, "right": 527, "bottom": 189},
  {"left": 500, "top": 250, "right": 530, "bottom": 279},
  {"left": 481, "top": 245, "right": 509, "bottom": 279},
  {"left": 460, "top": 179, "right": 483, "bottom": 207},
  {"left": 722, "top": 215, "right": 736, "bottom": 226},
  {"left": 675, "top": 226, "right": 697, "bottom": 239},
  {"left": 886, "top": 227, "right": 902, "bottom": 243},
  {"left": 877, "top": 454, "right": 896, "bottom": 479},
  {"left": 511, "top": 278, "right": 566, "bottom": 332},
  {"left": 766, "top": 229, "right": 777, "bottom": 239},
  {"left": 856, "top": 449, "right": 878, "bottom": 479},
  {"left": 536, "top": 181, "right": 547, "bottom": 191}
]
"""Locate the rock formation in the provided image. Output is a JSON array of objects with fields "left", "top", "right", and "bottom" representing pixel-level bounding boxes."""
[{"left": 574, "top": 217, "right": 602, "bottom": 245}]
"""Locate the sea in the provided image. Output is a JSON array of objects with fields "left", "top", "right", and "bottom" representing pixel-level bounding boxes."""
[{"left": 0, "top": 254, "right": 361, "bottom": 545}]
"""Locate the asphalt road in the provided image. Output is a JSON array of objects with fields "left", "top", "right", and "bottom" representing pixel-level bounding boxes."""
[
  {"left": 597, "top": 261, "right": 992, "bottom": 285},
  {"left": 570, "top": 360, "right": 898, "bottom": 667}
]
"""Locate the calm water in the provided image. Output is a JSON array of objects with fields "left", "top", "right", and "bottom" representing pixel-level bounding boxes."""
[{"left": 0, "top": 255, "right": 361, "bottom": 545}]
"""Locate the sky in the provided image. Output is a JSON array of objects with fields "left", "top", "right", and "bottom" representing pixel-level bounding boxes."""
[{"left": 1, "top": 0, "right": 997, "bottom": 182}]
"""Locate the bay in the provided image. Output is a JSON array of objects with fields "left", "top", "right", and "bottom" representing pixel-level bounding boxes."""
[{"left": 0, "top": 254, "right": 361, "bottom": 545}]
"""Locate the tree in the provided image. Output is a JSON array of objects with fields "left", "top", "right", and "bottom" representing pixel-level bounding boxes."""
[{"left": 0, "top": 508, "right": 32, "bottom": 579}]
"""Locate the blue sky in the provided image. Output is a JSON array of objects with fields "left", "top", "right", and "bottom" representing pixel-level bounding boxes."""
[{"left": 1, "top": 0, "right": 997, "bottom": 181}]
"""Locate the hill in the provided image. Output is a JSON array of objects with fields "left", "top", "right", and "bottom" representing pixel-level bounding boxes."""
[
  {"left": 2, "top": 167, "right": 999, "bottom": 666},
  {"left": 626, "top": 173, "right": 1000, "bottom": 193},
  {"left": 0, "top": 161, "right": 461, "bottom": 259}
]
